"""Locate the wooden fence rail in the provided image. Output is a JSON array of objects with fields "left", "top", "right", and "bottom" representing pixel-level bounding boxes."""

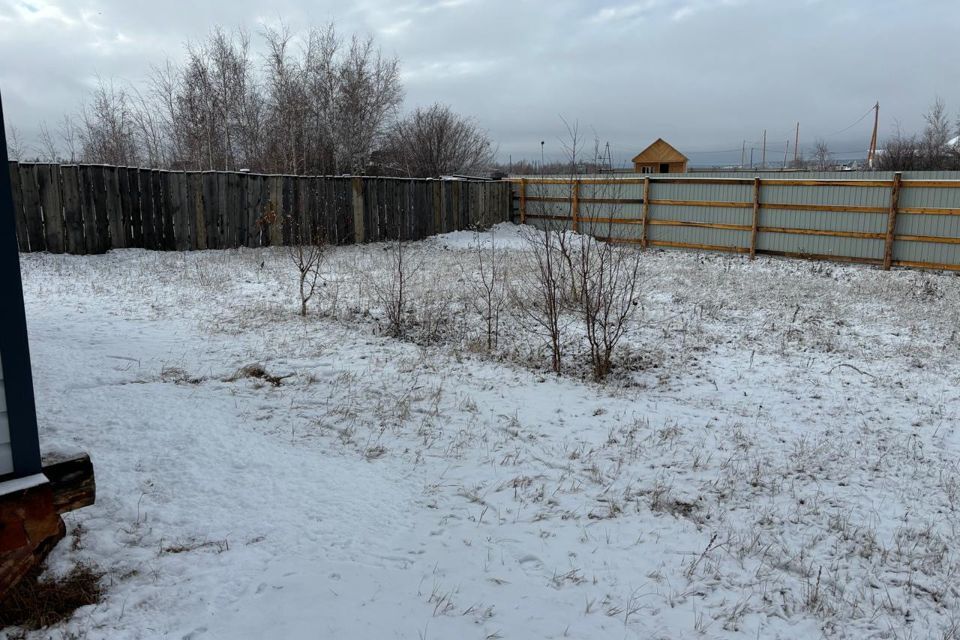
[
  {"left": 7, "top": 162, "right": 512, "bottom": 254},
  {"left": 510, "top": 174, "right": 960, "bottom": 272}
]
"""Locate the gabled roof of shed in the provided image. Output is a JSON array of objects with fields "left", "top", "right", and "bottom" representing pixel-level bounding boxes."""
[{"left": 631, "top": 138, "right": 688, "bottom": 163}]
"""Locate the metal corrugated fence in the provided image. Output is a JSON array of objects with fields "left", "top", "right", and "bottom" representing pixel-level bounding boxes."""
[{"left": 511, "top": 173, "right": 960, "bottom": 271}]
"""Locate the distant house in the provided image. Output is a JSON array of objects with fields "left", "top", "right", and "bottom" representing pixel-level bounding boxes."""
[{"left": 632, "top": 139, "right": 688, "bottom": 174}]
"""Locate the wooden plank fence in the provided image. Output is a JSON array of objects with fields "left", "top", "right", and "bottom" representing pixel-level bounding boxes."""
[
  {"left": 511, "top": 174, "right": 960, "bottom": 272},
  {"left": 6, "top": 162, "right": 512, "bottom": 254}
]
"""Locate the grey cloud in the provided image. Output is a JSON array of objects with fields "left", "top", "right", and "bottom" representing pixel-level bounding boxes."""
[{"left": 1, "top": 0, "right": 958, "bottom": 166}]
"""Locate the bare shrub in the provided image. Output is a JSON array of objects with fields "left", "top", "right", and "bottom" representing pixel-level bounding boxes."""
[
  {"left": 575, "top": 235, "right": 642, "bottom": 381},
  {"left": 285, "top": 217, "right": 327, "bottom": 317},
  {"left": 375, "top": 234, "right": 421, "bottom": 339},
  {"left": 514, "top": 218, "right": 567, "bottom": 374},
  {"left": 461, "top": 228, "right": 507, "bottom": 351},
  {"left": 384, "top": 103, "right": 495, "bottom": 178}
]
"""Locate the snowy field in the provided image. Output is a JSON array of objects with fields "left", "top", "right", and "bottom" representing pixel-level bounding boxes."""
[{"left": 7, "top": 223, "right": 960, "bottom": 639}]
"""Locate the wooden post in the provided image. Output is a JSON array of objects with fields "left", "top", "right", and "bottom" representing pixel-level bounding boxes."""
[
  {"left": 571, "top": 179, "right": 580, "bottom": 233},
  {"left": 519, "top": 178, "right": 527, "bottom": 225},
  {"left": 883, "top": 172, "right": 902, "bottom": 270},
  {"left": 640, "top": 176, "right": 651, "bottom": 249},
  {"left": 750, "top": 176, "right": 761, "bottom": 259}
]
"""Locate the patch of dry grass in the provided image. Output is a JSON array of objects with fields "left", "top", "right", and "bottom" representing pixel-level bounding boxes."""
[{"left": 0, "top": 563, "right": 103, "bottom": 631}]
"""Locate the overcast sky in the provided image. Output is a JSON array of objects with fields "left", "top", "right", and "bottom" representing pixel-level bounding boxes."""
[{"left": 1, "top": 0, "right": 958, "bottom": 167}]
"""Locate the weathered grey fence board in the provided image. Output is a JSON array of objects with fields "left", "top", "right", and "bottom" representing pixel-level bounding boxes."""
[
  {"left": 102, "top": 166, "right": 123, "bottom": 250},
  {"left": 36, "top": 164, "right": 64, "bottom": 253},
  {"left": 9, "top": 164, "right": 510, "bottom": 254},
  {"left": 117, "top": 168, "right": 135, "bottom": 248},
  {"left": 18, "top": 165, "right": 45, "bottom": 252},
  {"left": 138, "top": 169, "right": 156, "bottom": 250},
  {"left": 7, "top": 162, "right": 25, "bottom": 251},
  {"left": 79, "top": 167, "right": 98, "bottom": 254},
  {"left": 94, "top": 167, "right": 112, "bottom": 253},
  {"left": 60, "top": 166, "right": 84, "bottom": 254}
]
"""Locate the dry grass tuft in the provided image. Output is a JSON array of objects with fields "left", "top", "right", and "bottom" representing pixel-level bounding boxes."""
[
  {"left": 227, "top": 363, "right": 292, "bottom": 387},
  {"left": 0, "top": 563, "right": 103, "bottom": 631}
]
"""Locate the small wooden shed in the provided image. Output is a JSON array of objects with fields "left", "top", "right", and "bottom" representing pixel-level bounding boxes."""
[
  {"left": 0, "top": 91, "right": 94, "bottom": 600},
  {"left": 632, "top": 139, "right": 688, "bottom": 174}
]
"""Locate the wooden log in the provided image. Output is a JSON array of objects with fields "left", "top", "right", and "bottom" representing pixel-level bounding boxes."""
[
  {"left": 103, "top": 166, "right": 123, "bottom": 249},
  {"left": 18, "top": 164, "right": 45, "bottom": 252},
  {"left": 37, "top": 164, "right": 64, "bottom": 253},
  {"left": 0, "top": 480, "right": 64, "bottom": 602},
  {"left": 40, "top": 452, "right": 96, "bottom": 515},
  {"left": 883, "top": 172, "right": 902, "bottom": 270},
  {"left": 8, "top": 161, "right": 28, "bottom": 251},
  {"left": 640, "top": 176, "right": 651, "bottom": 250},
  {"left": 750, "top": 177, "right": 761, "bottom": 259},
  {"left": 60, "top": 166, "right": 85, "bottom": 254},
  {"left": 0, "top": 452, "right": 95, "bottom": 601}
]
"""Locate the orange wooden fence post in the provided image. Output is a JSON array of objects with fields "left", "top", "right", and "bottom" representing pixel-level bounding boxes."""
[
  {"left": 750, "top": 176, "right": 761, "bottom": 259},
  {"left": 883, "top": 172, "right": 902, "bottom": 270}
]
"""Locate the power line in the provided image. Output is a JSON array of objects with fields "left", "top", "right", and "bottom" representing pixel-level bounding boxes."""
[{"left": 825, "top": 105, "right": 876, "bottom": 137}]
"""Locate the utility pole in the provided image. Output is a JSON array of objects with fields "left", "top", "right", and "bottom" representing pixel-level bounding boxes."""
[
  {"left": 794, "top": 122, "right": 800, "bottom": 165},
  {"left": 741, "top": 140, "right": 746, "bottom": 168},
  {"left": 761, "top": 130, "right": 767, "bottom": 169},
  {"left": 750, "top": 148, "right": 754, "bottom": 169},
  {"left": 540, "top": 140, "right": 545, "bottom": 173},
  {"left": 867, "top": 102, "right": 879, "bottom": 169}
]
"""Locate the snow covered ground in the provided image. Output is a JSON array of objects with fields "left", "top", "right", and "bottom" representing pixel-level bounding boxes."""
[{"left": 7, "top": 223, "right": 960, "bottom": 639}]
